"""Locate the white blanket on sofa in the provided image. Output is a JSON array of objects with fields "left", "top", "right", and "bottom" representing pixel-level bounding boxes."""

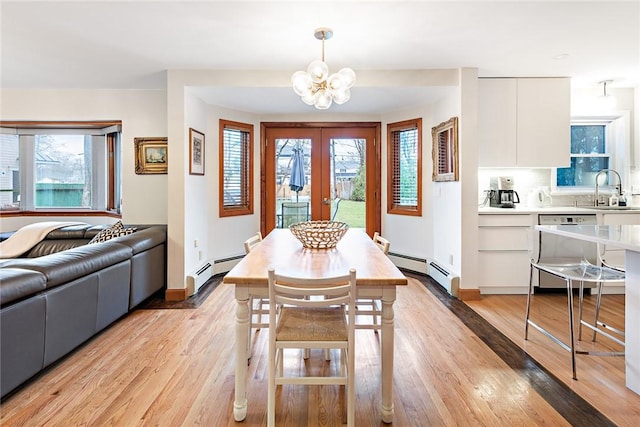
[{"left": 0, "top": 221, "right": 88, "bottom": 259}]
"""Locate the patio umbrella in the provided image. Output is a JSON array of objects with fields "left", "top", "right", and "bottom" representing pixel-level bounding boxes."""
[{"left": 289, "top": 147, "right": 306, "bottom": 201}]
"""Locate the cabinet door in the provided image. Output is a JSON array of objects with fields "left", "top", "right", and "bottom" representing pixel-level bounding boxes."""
[
  {"left": 516, "top": 78, "right": 570, "bottom": 167},
  {"left": 478, "top": 251, "right": 531, "bottom": 292},
  {"left": 478, "top": 78, "right": 517, "bottom": 167}
]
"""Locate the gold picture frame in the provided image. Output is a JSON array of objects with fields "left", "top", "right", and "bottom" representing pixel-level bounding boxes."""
[
  {"left": 189, "top": 128, "right": 205, "bottom": 175},
  {"left": 135, "top": 137, "right": 168, "bottom": 174},
  {"left": 431, "top": 117, "right": 459, "bottom": 182}
]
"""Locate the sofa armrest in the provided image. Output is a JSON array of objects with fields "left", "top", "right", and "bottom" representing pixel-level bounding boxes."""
[
  {"left": 0, "top": 268, "right": 47, "bottom": 306},
  {"left": 110, "top": 226, "right": 166, "bottom": 255}
]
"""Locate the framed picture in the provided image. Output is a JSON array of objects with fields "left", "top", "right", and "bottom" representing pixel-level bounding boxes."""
[
  {"left": 431, "top": 117, "right": 459, "bottom": 182},
  {"left": 134, "top": 137, "right": 168, "bottom": 174},
  {"left": 189, "top": 128, "right": 205, "bottom": 175}
]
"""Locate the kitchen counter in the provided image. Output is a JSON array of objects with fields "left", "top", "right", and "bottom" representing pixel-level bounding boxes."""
[
  {"left": 536, "top": 224, "right": 640, "bottom": 252},
  {"left": 479, "top": 206, "right": 640, "bottom": 214}
]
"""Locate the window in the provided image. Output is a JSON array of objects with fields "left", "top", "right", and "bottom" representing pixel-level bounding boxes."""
[
  {"left": 557, "top": 124, "right": 608, "bottom": 187},
  {"left": 219, "top": 119, "right": 253, "bottom": 217},
  {"left": 0, "top": 122, "right": 122, "bottom": 212},
  {"left": 387, "top": 118, "right": 422, "bottom": 216},
  {"left": 555, "top": 116, "right": 627, "bottom": 191}
]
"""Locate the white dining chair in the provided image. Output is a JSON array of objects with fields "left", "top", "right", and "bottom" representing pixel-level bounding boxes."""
[
  {"left": 267, "top": 268, "right": 356, "bottom": 427},
  {"left": 354, "top": 232, "right": 390, "bottom": 333},
  {"left": 525, "top": 228, "right": 625, "bottom": 380}
]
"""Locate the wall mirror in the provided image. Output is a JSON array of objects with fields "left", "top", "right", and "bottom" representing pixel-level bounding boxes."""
[{"left": 431, "top": 117, "right": 459, "bottom": 182}]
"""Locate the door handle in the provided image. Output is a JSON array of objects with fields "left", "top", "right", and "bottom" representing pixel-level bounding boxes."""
[{"left": 323, "top": 198, "right": 331, "bottom": 205}]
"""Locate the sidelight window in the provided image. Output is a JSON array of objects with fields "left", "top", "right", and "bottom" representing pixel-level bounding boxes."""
[
  {"left": 387, "top": 118, "right": 422, "bottom": 216},
  {"left": 219, "top": 119, "right": 253, "bottom": 217}
]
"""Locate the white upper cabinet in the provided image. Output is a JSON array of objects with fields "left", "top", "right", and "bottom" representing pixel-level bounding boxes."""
[{"left": 478, "top": 77, "right": 570, "bottom": 167}]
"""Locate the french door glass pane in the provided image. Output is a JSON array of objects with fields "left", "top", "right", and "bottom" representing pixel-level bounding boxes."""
[
  {"left": 330, "top": 138, "right": 366, "bottom": 229},
  {"left": 275, "top": 138, "right": 311, "bottom": 228}
]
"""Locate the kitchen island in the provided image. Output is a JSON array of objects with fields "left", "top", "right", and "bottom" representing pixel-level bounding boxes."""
[{"left": 536, "top": 224, "right": 640, "bottom": 395}]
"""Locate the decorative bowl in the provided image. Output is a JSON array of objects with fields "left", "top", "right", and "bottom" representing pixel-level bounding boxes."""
[{"left": 289, "top": 220, "right": 349, "bottom": 249}]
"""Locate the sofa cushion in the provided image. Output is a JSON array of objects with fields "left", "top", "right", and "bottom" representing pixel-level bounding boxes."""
[
  {"left": 0, "top": 268, "right": 47, "bottom": 306},
  {"left": 88, "top": 221, "right": 137, "bottom": 244},
  {"left": 0, "top": 242, "right": 132, "bottom": 288}
]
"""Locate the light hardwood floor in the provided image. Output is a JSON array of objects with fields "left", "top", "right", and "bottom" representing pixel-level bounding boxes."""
[
  {"left": 1, "top": 275, "right": 637, "bottom": 426},
  {"left": 467, "top": 290, "right": 640, "bottom": 427}
]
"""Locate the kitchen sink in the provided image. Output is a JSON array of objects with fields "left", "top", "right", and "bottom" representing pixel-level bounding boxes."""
[{"left": 584, "top": 205, "right": 640, "bottom": 211}]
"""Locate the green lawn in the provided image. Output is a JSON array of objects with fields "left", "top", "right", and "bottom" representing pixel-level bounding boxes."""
[{"left": 333, "top": 199, "right": 365, "bottom": 228}]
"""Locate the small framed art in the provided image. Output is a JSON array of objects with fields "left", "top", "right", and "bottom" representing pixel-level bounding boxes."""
[
  {"left": 189, "top": 128, "right": 205, "bottom": 175},
  {"left": 134, "top": 137, "right": 168, "bottom": 174}
]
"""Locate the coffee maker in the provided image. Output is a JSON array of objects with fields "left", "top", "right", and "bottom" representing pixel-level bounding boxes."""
[{"left": 489, "top": 176, "right": 520, "bottom": 208}]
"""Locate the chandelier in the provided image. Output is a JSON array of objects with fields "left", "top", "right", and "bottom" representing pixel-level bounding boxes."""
[{"left": 291, "top": 28, "right": 356, "bottom": 110}]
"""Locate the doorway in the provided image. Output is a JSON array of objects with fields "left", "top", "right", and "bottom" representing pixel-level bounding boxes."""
[{"left": 262, "top": 122, "right": 381, "bottom": 236}]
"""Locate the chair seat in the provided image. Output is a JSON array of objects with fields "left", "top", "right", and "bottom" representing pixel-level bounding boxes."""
[
  {"left": 534, "top": 260, "right": 626, "bottom": 283},
  {"left": 277, "top": 307, "right": 347, "bottom": 342}
]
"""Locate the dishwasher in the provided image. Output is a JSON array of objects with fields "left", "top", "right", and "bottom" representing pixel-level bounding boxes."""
[{"left": 536, "top": 214, "right": 598, "bottom": 292}]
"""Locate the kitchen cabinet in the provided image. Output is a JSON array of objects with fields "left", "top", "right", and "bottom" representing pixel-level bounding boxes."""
[
  {"left": 478, "top": 77, "right": 570, "bottom": 168},
  {"left": 477, "top": 214, "right": 534, "bottom": 294}
]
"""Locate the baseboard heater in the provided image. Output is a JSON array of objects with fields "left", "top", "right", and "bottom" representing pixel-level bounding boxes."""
[
  {"left": 186, "top": 255, "right": 244, "bottom": 296},
  {"left": 428, "top": 260, "right": 460, "bottom": 298},
  {"left": 186, "top": 262, "right": 213, "bottom": 296},
  {"left": 388, "top": 252, "right": 428, "bottom": 273}
]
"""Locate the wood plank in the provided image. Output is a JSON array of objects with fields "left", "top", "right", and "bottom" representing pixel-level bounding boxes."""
[{"left": 467, "top": 291, "right": 640, "bottom": 426}]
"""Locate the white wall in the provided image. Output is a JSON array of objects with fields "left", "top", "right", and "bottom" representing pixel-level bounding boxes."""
[
  {"left": 382, "top": 106, "right": 434, "bottom": 262},
  {"left": 431, "top": 87, "right": 463, "bottom": 276},
  {"left": 2, "top": 69, "right": 470, "bottom": 294},
  {"left": 169, "top": 69, "right": 463, "bottom": 293},
  {"left": 0, "top": 88, "right": 168, "bottom": 230}
]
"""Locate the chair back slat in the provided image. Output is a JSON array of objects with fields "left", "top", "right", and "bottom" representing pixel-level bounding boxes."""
[
  {"left": 268, "top": 268, "right": 356, "bottom": 327},
  {"left": 373, "top": 232, "right": 391, "bottom": 255},
  {"left": 244, "top": 231, "right": 263, "bottom": 254}
]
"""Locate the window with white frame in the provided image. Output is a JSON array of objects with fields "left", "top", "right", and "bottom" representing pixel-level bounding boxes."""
[
  {"left": 554, "top": 116, "right": 628, "bottom": 192},
  {"left": 0, "top": 122, "right": 122, "bottom": 212}
]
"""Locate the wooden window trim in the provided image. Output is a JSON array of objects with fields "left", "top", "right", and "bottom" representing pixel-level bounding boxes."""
[
  {"left": 387, "top": 118, "right": 422, "bottom": 216},
  {"left": 219, "top": 119, "right": 254, "bottom": 217}
]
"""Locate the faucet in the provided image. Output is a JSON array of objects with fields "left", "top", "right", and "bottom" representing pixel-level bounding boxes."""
[{"left": 594, "top": 169, "right": 623, "bottom": 206}]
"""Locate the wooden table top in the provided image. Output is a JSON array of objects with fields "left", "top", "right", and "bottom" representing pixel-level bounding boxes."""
[{"left": 223, "top": 228, "right": 408, "bottom": 286}]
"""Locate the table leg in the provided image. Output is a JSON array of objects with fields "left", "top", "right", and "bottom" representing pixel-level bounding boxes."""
[
  {"left": 234, "top": 289, "right": 250, "bottom": 421},
  {"left": 380, "top": 290, "right": 395, "bottom": 423}
]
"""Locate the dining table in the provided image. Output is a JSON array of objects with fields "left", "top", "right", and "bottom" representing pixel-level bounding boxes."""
[
  {"left": 536, "top": 224, "right": 640, "bottom": 395},
  {"left": 222, "top": 228, "right": 408, "bottom": 423}
]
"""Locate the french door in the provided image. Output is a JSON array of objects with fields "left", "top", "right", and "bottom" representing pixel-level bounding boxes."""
[{"left": 262, "top": 123, "right": 380, "bottom": 236}]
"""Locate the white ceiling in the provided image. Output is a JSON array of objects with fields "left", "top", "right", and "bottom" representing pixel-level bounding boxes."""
[{"left": 1, "top": 0, "right": 638, "bottom": 114}]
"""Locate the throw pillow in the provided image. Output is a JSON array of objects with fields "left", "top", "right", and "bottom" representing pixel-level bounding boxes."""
[{"left": 88, "top": 221, "right": 137, "bottom": 244}]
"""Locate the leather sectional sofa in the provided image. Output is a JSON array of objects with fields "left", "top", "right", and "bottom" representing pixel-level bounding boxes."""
[{"left": 0, "top": 223, "right": 167, "bottom": 398}]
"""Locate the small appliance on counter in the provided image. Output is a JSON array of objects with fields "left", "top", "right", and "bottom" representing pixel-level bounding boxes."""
[
  {"left": 489, "top": 176, "right": 520, "bottom": 208},
  {"left": 528, "top": 186, "right": 553, "bottom": 208}
]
